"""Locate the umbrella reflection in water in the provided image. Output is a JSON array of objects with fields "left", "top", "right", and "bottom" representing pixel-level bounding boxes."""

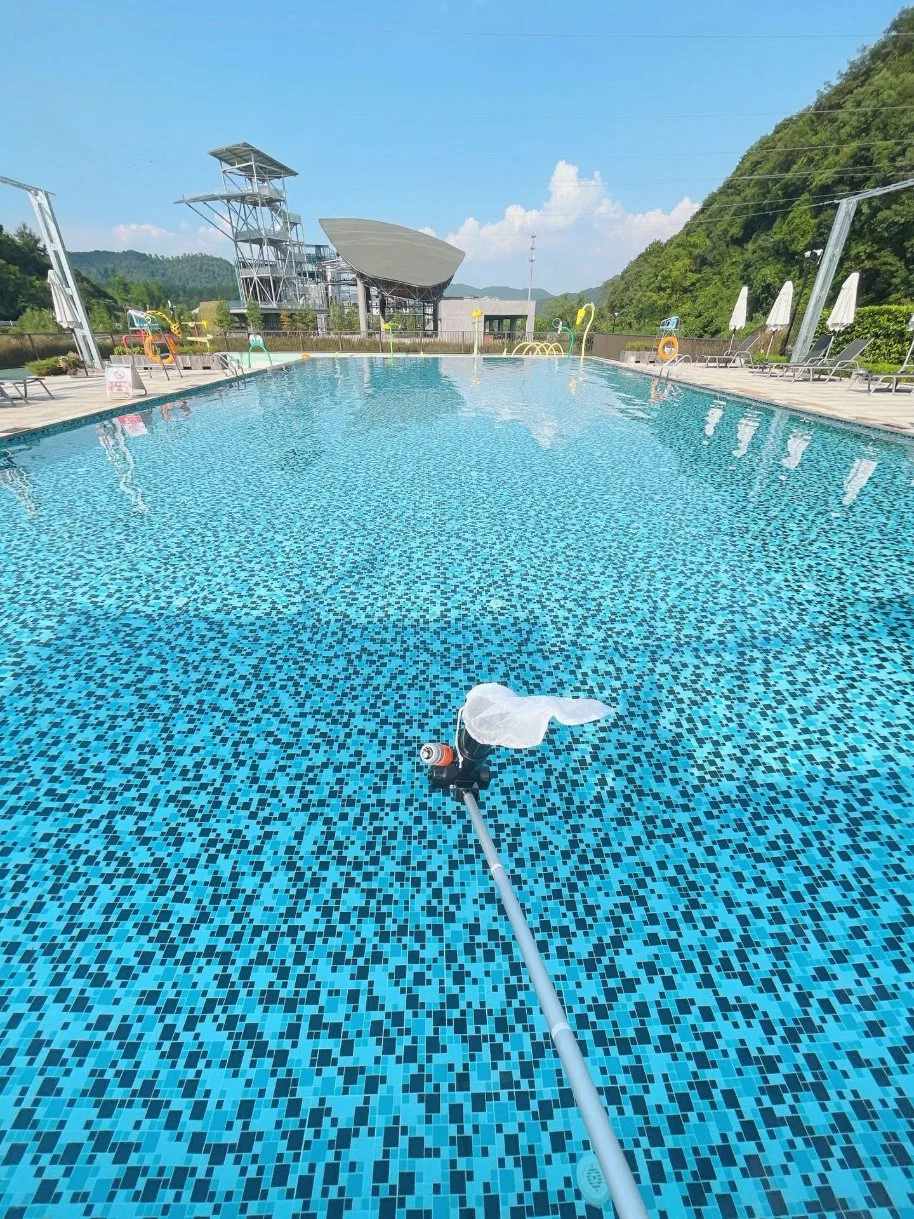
[
  {"left": 842, "top": 457, "right": 877, "bottom": 506},
  {"left": 732, "top": 412, "right": 761, "bottom": 458},
  {"left": 703, "top": 400, "right": 725, "bottom": 439},
  {"left": 782, "top": 430, "right": 812, "bottom": 470}
]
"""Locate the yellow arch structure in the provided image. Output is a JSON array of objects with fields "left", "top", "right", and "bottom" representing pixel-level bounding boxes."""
[{"left": 511, "top": 340, "right": 565, "bottom": 356}]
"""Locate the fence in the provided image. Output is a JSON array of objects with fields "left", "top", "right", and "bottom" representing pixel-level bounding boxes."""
[
  {"left": 4, "top": 328, "right": 787, "bottom": 370},
  {"left": 0, "top": 329, "right": 586, "bottom": 367},
  {"left": 589, "top": 331, "right": 786, "bottom": 362}
]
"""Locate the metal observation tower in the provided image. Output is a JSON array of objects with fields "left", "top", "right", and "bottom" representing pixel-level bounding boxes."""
[{"left": 177, "top": 143, "right": 325, "bottom": 321}]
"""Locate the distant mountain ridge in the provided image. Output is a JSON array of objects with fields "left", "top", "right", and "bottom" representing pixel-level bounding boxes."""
[
  {"left": 71, "top": 249, "right": 237, "bottom": 308},
  {"left": 444, "top": 282, "right": 553, "bottom": 301}
]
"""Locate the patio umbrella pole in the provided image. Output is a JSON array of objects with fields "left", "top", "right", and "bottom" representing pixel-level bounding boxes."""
[{"left": 462, "top": 788, "right": 650, "bottom": 1219}]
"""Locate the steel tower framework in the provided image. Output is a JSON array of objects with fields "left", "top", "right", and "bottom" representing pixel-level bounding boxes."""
[{"left": 177, "top": 143, "right": 324, "bottom": 314}]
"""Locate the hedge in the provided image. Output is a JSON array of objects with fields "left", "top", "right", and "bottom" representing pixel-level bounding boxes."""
[{"left": 816, "top": 304, "right": 914, "bottom": 367}]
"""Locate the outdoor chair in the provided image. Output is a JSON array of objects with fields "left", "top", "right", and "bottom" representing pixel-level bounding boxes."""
[
  {"left": 695, "top": 330, "right": 760, "bottom": 368},
  {"left": 0, "top": 370, "right": 55, "bottom": 403},
  {"left": 760, "top": 333, "right": 832, "bottom": 378},
  {"left": 789, "top": 337, "right": 872, "bottom": 382},
  {"left": 864, "top": 343, "right": 914, "bottom": 393}
]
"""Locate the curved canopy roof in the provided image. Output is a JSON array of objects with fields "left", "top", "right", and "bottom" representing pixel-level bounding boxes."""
[{"left": 319, "top": 218, "right": 464, "bottom": 289}]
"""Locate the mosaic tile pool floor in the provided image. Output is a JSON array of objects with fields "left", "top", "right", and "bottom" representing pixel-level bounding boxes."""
[{"left": 1, "top": 356, "right": 912, "bottom": 1219}]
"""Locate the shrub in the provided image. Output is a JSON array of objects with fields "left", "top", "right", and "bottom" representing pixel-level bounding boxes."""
[
  {"left": 26, "top": 356, "right": 67, "bottom": 376},
  {"left": 816, "top": 303, "right": 914, "bottom": 367}
]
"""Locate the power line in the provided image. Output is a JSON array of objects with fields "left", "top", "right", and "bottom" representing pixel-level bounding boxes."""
[
  {"left": 338, "top": 165, "right": 913, "bottom": 190},
  {"left": 18, "top": 14, "right": 905, "bottom": 38},
  {"left": 415, "top": 138, "right": 914, "bottom": 162},
  {"left": 448, "top": 178, "right": 914, "bottom": 243}
]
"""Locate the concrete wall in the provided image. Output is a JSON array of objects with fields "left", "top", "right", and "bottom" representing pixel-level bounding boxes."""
[{"left": 438, "top": 297, "right": 536, "bottom": 336}]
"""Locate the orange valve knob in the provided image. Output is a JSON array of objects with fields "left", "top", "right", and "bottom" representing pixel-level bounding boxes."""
[{"left": 419, "top": 742, "right": 455, "bottom": 767}]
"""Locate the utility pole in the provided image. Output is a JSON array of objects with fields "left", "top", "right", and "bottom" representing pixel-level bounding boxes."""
[{"left": 527, "top": 233, "right": 536, "bottom": 301}]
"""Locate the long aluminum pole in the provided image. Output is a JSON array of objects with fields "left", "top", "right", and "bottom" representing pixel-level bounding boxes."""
[
  {"left": 462, "top": 791, "right": 650, "bottom": 1219},
  {"left": 791, "top": 198, "right": 857, "bottom": 365}
]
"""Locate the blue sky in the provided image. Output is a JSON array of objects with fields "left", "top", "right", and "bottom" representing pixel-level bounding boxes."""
[{"left": 0, "top": 0, "right": 904, "bottom": 291}]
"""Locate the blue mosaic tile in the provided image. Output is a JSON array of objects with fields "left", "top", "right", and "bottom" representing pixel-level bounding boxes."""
[{"left": 0, "top": 356, "right": 912, "bottom": 1218}]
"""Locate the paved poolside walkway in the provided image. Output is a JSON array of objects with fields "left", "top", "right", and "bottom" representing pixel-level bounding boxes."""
[
  {"left": 609, "top": 360, "right": 914, "bottom": 436},
  {"left": 0, "top": 353, "right": 302, "bottom": 441}
]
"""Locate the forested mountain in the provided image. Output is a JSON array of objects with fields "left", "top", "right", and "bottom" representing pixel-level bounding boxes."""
[
  {"left": 0, "top": 225, "right": 117, "bottom": 323},
  {"left": 445, "top": 282, "right": 553, "bottom": 300},
  {"left": 600, "top": 7, "right": 914, "bottom": 336},
  {"left": 70, "top": 250, "right": 237, "bottom": 308}
]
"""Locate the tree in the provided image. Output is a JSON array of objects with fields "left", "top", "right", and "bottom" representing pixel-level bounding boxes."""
[
  {"left": 291, "top": 308, "right": 317, "bottom": 329},
  {"left": 88, "top": 300, "right": 116, "bottom": 331},
  {"left": 329, "top": 301, "right": 360, "bottom": 332},
  {"left": 13, "top": 225, "right": 45, "bottom": 261},
  {"left": 214, "top": 300, "right": 233, "bottom": 331},
  {"left": 596, "top": 7, "right": 914, "bottom": 336},
  {"left": 246, "top": 298, "right": 264, "bottom": 332},
  {"left": 107, "top": 275, "right": 133, "bottom": 305},
  {"left": 280, "top": 309, "right": 294, "bottom": 331},
  {"left": 14, "top": 306, "right": 60, "bottom": 333}
]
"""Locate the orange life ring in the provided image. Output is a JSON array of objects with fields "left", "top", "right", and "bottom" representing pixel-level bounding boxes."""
[
  {"left": 143, "top": 332, "right": 177, "bottom": 365},
  {"left": 657, "top": 335, "right": 679, "bottom": 362}
]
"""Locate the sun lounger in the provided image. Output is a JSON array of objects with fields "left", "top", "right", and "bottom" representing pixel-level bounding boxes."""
[
  {"left": 789, "top": 337, "right": 872, "bottom": 382},
  {"left": 761, "top": 334, "right": 832, "bottom": 378},
  {"left": 0, "top": 369, "right": 55, "bottom": 403},
  {"left": 866, "top": 371, "right": 914, "bottom": 393},
  {"left": 695, "top": 331, "right": 761, "bottom": 368},
  {"left": 865, "top": 344, "right": 914, "bottom": 393}
]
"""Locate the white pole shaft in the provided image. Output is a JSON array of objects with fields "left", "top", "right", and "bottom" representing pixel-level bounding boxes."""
[
  {"left": 462, "top": 791, "right": 650, "bottom": 1219},
  {"left": 792, "top": 197, "right": 857, "bottom": 364}
]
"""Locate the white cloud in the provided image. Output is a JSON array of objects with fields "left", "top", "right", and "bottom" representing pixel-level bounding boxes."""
[
  {"left": 438, "top": 160, "right": 699, "bottom": 291},
  {"left": 64, "top": 221, "right": 233, "bottom": 255},
  {"left": 112, "top": 222, "right": 172, "bottom": 244}
]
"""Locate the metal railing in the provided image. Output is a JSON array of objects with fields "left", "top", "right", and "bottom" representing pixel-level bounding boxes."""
[{"left": 1, "top": 328, "right": 598, "bottom": 369}]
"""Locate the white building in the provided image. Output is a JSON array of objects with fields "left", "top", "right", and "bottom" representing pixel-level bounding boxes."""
[{"left": 437, "top": 297, "right": 536, "bottom": 341}]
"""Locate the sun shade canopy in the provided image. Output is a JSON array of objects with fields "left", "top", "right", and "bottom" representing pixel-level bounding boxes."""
[
  {"left": 209, "top": 143, "right": 297, "bottom": 179},
  {"left": 319, "top": 218, "right": 464, "bottom": 291}
]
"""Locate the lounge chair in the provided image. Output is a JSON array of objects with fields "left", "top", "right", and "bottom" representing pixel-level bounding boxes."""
[
  {"left": 789, "top": 337, "right": 872, "bottom": 382},
  {"left": 0, "top": 369, "right": 55, "bottom": 403},
  {"left": 760, "top": 334, "right": 832, "bottom": 378},
  {"left": 865, "top": 348, "right": 914, "bottom": 394},
  {"left": 695, "top": 331, "right": 760, "bottom": 368}
]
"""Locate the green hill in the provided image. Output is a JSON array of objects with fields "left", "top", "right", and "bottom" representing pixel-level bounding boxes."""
[
  {"left": 601, "top": 6, "right": 914, "bottom": 336},
  {"left": 0, "top": 225, "right": 118, "bottom": 324},
  {"left": 70, "top": 250, "right": 237, "bottom": 309}
]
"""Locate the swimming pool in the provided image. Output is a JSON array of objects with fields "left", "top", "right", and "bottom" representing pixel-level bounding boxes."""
[{"left": 1, "top": 356, "right": 912, "bottom": 1218}]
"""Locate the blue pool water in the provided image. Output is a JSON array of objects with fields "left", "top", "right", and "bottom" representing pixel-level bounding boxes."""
[{"left": 1, "top": 356, "right": 912, "bottom": 1219}]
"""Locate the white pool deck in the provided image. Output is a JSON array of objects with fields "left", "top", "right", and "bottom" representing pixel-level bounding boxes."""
[
  {"left": 605, "top": 359, "right": 914, "bottom": 437},
  {"left": 3, "top": 352, "right": 914, "bottom": 443},
  {"left": 0, "top": 353, "right": 303, "bottom": 442}
]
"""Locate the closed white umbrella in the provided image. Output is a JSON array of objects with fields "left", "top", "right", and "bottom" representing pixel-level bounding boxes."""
[
  {"left": 728, "top": 285, "right": 748, "bottom": 333},
  {"left": 47, "top": 269, "right": 77, "bottom": 329},
  {"left": 765, "top": 280, "right": 794, "bottom": 354},
  {"left": 826, "top": 272, "right": 859, "bottom": 332},
  {"left": 766, "top": 280, "right": 794, "bottom": 330}
]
